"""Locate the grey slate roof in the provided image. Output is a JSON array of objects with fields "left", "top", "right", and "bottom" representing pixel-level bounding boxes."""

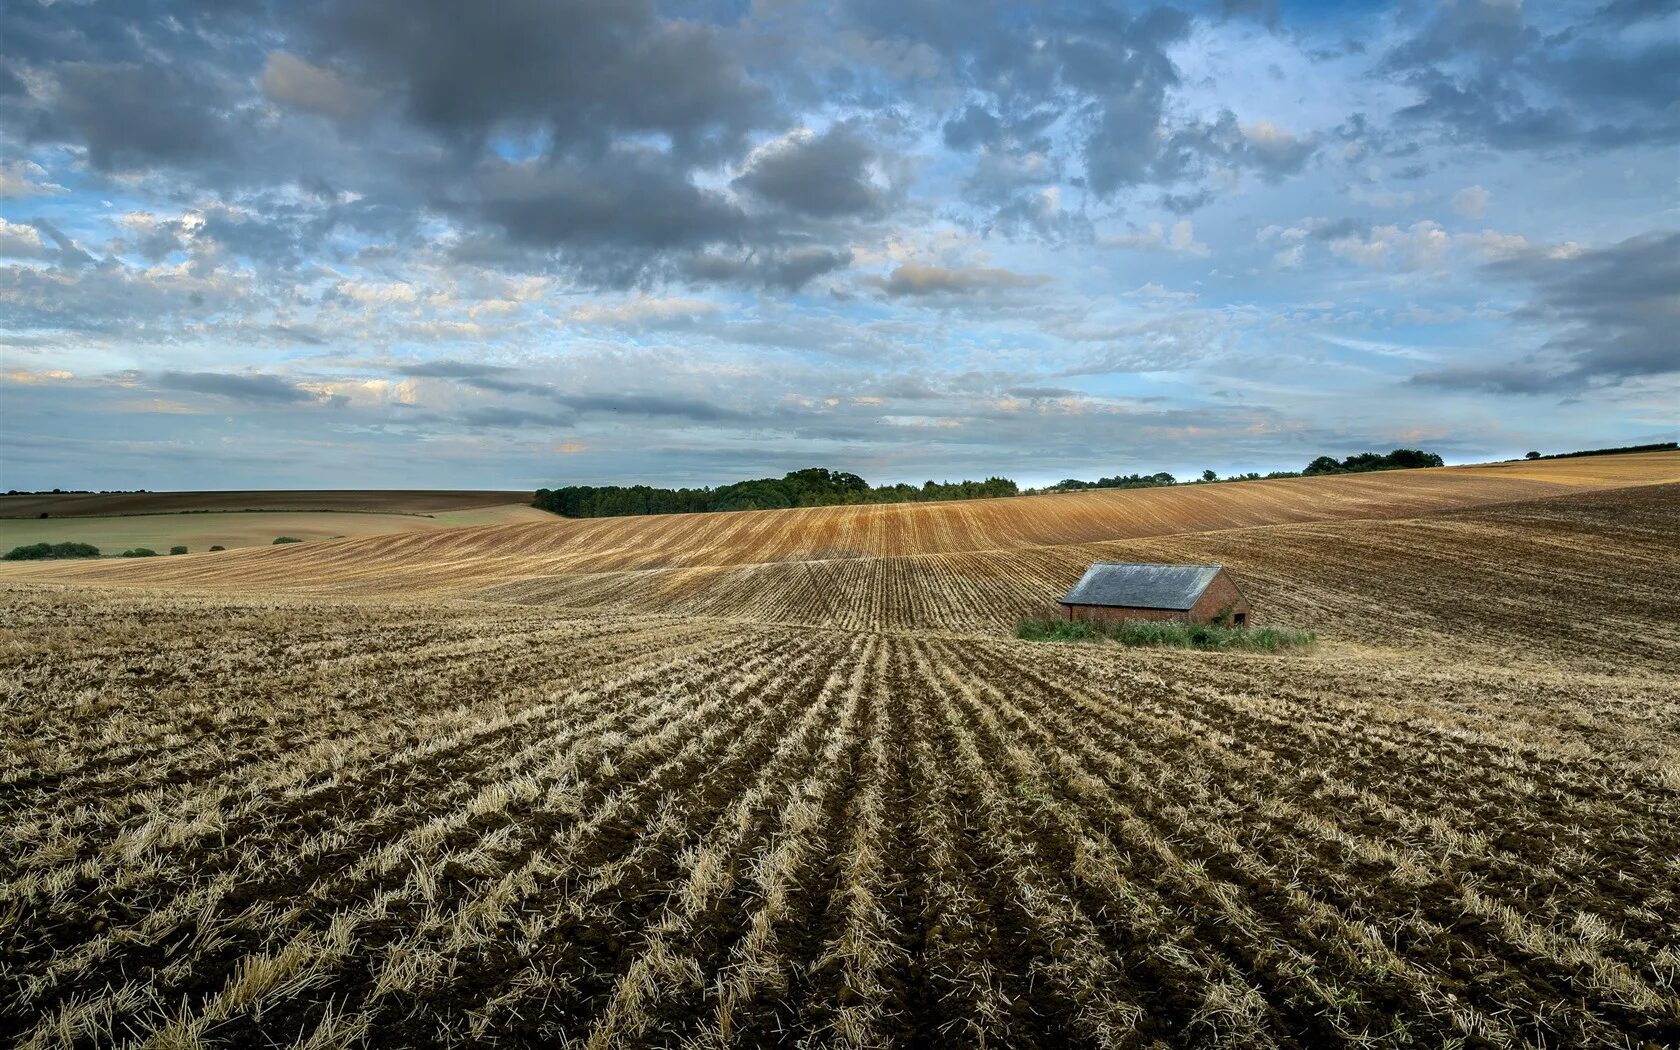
[{"left": 1059, "top": 562, "right": 1223, "bottom": 610}]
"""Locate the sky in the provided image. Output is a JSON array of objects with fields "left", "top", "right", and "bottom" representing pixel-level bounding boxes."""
[{"left": 0, "top": 0, "right": 1676, "bottom": 492}]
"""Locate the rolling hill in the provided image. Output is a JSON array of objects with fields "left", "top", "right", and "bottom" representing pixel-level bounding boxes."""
[
  {"left": 10, "top": 451, "right": 1677, "bottom": 595},
  {"left": 2, "top": 451, "right": 1676, "bottom": 1047}
]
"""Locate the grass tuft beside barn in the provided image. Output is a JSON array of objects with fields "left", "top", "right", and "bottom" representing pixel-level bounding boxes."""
[{"left": 1017, "top": 615, "right": 1316, "bottom": 651}]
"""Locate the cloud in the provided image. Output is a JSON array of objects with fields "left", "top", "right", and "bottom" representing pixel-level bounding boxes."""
[
  {"left": 872, "top": 263, "right": 1051, "bottom": 297},
  {"left": 733, "top": 124, "right": 891, "bottom": 218},
  {"left": 317, "top": 0, "right": 774, "bottom": 158},
  {"left": 1406, "top": 363, "right": 1565, "bottom": 396},
  {"left": 1384, "top": 0, "right": 1680, "bottom": 151},
  {"left": 554, "top": 392, "right": 745, "bottom": 422},
  {"left": 261, "top": 52, "right": 380, "bottom": 123},
  {"left": 0, "top": 219, "right": 48, "bottom": 258},
  {"left": 568, "top": 296, "right": 721, "bottom": 326},
  {"left": 459, "top": 149, "right": 747, "bottom": 253},
  {"left": 1102, "top": 220, "right": 1209, "bottom": 257},
  {"left": 1593, "top": 0, "right": 1678, "bottom": 27},
  {"left": 0, "top": 161, "right": 65, "bottom": 198},
  {"left": 680, "top": 247, "right": 854, "bottom": 290},
  {"left": 400, "top": 360, "right": 516, "bottom": 380},
  {"left": 155, "top": 371, "right": 322, "bottom": 404},
  {"left": 457, "top": 406, "right": 563, "bottom": 429},
  {"left": 1327, "top": 221, "right": 1451, "bottom": 270},
  {"left": 0, "top": 0, "right": 1673, "bottom": 489},
  {"left": 1412, "top": 231, "right": 1680, "bottom": 392},
  {"left": 1452, "top": 185, "right": 1490, "bottom": 218},
  {"left": 33, "top": 62, "right": 233, "bottom": 171},
  {"left": 1006, "top": 386, "right": 1081, "bottom": 399}
]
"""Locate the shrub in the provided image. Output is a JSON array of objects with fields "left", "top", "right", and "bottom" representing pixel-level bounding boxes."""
[
  {"left": 2, "top": 541, "right": 101, "bottom": 561},
  {"left": 209, "top": 545, "right": 226, "bottom": 552},
  {"left": 169, "top": 545, "right": 188, "bottom": 555},
  {"left": 272, "top": 536, "right": 303, "bottom": 544},
  {"left": 1016, "top": 616, "right": 1315, "bottom": 652},
  {"left": 120, "top": 548, "right": 159, "bottom": 558}
]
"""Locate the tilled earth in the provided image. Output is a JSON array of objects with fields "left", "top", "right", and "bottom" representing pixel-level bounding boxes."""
[{"left": 2, "top": 581, "right": 1677, "bottom": 1049}]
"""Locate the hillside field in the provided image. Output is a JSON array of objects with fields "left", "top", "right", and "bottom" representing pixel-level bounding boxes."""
[
  {"left": 0, "top": 505, "right": 551, "bottom": 557},
  {"left": 1, "top": 453, "right": 1676, "bottom": 1048},
  {"left": 0, "top": 489, "right": 532, "bottom": 519}
]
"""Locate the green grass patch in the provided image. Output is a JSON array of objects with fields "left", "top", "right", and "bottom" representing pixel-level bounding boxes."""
[{"left": 1016, "top": 616, "right": 1314, "bottom": 652}]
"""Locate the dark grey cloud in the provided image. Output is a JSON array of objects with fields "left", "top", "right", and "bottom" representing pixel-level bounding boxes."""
[
  {"left": 1384, "top": 0, "right": 1680, "bottom": 151},
  {"left": 682, "top": 247, "right": 855, "bottom": 290},
  {"left": 942, "top": 105, "right": 1006, "bottom": 151},
  {"left": 315, "top": 0, "right": 775, "bottom": 161},
  {"left": 555, "top": 392, "right": 745, "bottom": 422},
  {"left": 1157, "top": 189, "right": 1214, "bottom": 215},
  {"left": 460, "top": 150, "right": 748, "bottom": 252},
  {"left": 401, "top": 360, "right": 516, "bottom": 380},
  {"left": 1005, "top": 386, "right": 1080, "bottom": 399},
  {"left": 1594, "top": 0, "right": 1678, "bottom": 26},
  {"left": 1412, "top": 231, "right": 1680, "bottom": 393},
  {"left": 400, "top": 359, "right": 553, "bottom": 396},
  {"left": 457, "top": 406, "right": 564, "bottom": 429},
  {"left": 1405, "top": 363, "right": 1563, "bottom": 396},
  {"left": 155, "top": 371, "right": 320, "bottom": 404},
  {"left": 30, "top": 62, "right": 232, "bottom": 172},
  {"left": 733, "top": 124, "right": 889, "bottom": 218}
]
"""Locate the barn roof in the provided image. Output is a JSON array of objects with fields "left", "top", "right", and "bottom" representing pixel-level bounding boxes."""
[{"left": 1059, "top": 562, "right": 1225, "bottom": 610}]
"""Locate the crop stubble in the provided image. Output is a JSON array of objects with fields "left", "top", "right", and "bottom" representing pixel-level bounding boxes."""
[{"left": 2, "top": 455, "right": 1678, "bottom": 1048}]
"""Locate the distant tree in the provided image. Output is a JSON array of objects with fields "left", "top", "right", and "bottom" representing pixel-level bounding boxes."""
[
  {"left": 1304, "top": 455, "right": 1343, "bottom": 475},
  {"left": 1385, "top": 448, "right": 1444, "bottom": 469},
  {"left": 169, "top": 545, "right": 188, "bottom": 555},
  {"left": 1526, "top": 450, "right": 1541, "bottom": 460},
  {"left": 120, "top": 548, "right": 158, "bottom": 557},
  {"left": 272, "top": 536, "right": 303, "bottom": 544},
  {"left": 3, "top": 541, "right": 100, "bottom": 561},
  {"left": 209, "top": 545, "right": 226, "bottom": 551},
  {"left": 1200, "top": 469, "right": 1218, "bottom": 483}
]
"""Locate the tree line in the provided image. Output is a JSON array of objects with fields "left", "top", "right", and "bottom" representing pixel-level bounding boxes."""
[
  {"left": 533, "top": 467, "right": 1020, "bottom": 518},
  {"left": 1032, "top": 448, "right": 1445, "bottom": 493},
  {"left": 1302, "top": 448, "right": 1444, "bottom": 475}
]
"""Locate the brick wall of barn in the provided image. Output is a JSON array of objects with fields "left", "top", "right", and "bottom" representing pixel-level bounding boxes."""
[
  {"left": 1064, "top": 604, "right": 1191, "bottom": 624},
  {"left": 1189, "top": 571, "right": 1250, "bottom": 624}
]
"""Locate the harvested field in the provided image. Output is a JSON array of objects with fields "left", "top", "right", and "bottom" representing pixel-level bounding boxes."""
[
  {"left": 1, "top": 453, "right": 1677, "bottom": 1048},
  {"left": 0, "top": 489, "right": 532, "bottom": 519},
  {"left": 10, "top": 452, "right": 1679, "bottom": 593},
  {"left": 0, "top": 506, "right": 552, "bottom": 556}
]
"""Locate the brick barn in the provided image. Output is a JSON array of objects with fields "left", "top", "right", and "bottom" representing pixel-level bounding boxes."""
[{"left": 1059, "top": 563, "right": 1250, "bottom": 626}]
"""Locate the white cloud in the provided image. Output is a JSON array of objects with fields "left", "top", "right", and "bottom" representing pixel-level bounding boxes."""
[
  {"left": 0, "top": 162, "right": 66, "bottom": 199},
  {"left": 0, "top": 219, "right": 48, "bottom": 258},
  {"left": 1102, "top": 220, "right": 1210, "bottom": 257},
  {"left": 1127, "top": 281, "right": 1199, "bottom": 302},
  {"left": 568, "top": 296, "right": 722, "bottom": 325},
  {"left": 1328, "top": 221, "right": 1451, "bottom": 270},
  {"left": 1453, "top": 185, "right": 1491, "bottom": 218}
]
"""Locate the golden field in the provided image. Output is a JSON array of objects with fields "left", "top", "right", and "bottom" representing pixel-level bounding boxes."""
[
  {"left": 1, "top": 453, "right": 1676, "bottom": 1048},
  {"left": 0, "top": 490, "right": 545, "bottom": 555}
]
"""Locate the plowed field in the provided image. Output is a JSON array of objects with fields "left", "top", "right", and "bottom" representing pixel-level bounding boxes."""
[{"left": 2, "top": 453, "right": 1677, "bottom": 1048}]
